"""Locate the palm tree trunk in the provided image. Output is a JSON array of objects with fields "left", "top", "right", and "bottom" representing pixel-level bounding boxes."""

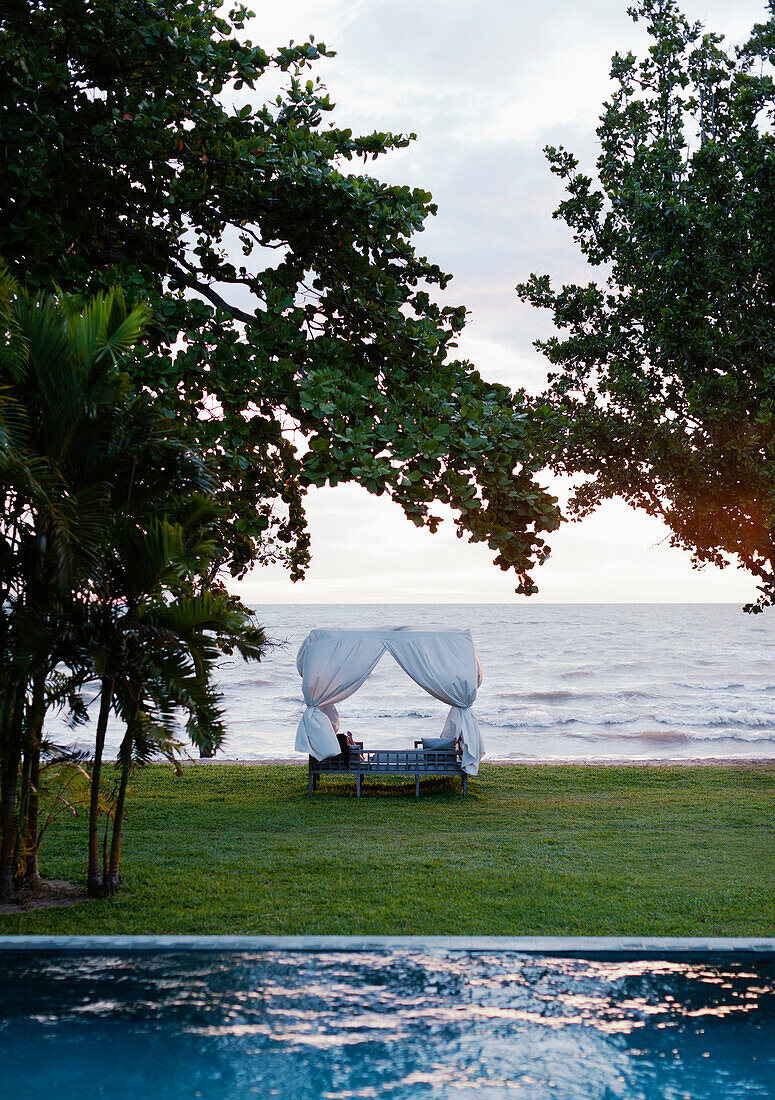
[
  {"left": 104, "top": 697, "right": 138, "bottom": 894},
  {"left": 87, "top": 676, "right": 113, "bottom": 898},
  {"left": 0, "top": 753, "right": 20, "bottom": 902},
  {"left": 0, "top": 682, "right": 26, "bottom": 901},
  {"left": 21, "top": 668, "right": 46, "bottom": 883},
  {"left": 25, "top": 745, "right": 41, "bottom": 883}
]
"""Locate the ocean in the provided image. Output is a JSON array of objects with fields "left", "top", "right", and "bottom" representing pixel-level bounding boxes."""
[{"left": 58, "top": 603, "right": 775, "bottom": 763}]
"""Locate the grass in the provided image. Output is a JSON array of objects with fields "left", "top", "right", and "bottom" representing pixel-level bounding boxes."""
[{"left": 0, "top": 763, "right": 773, "bottom": 936}]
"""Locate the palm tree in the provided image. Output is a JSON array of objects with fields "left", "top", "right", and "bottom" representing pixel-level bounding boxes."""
[
  {"left": 0, "top": 272, "right": 267, "bottom": 901},
  {"left": 81, "top": 423, "right": 218, "bottom": 897},
  {"left": 0, "top": 272, "right": 151, "bottom": 899},
  {"left": 0, "top": 273, "right": 205, "bottom": 898},
  {"left": 93, "top": 516, "right": 264, "bottom": 893}
]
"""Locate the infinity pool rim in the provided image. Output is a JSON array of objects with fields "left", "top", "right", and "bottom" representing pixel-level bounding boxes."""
[{"left": 2, "top": 935, "right": 775, "bottom": 958}]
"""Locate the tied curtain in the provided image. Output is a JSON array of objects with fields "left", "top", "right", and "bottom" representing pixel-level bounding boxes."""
[
  {"left": 295, "top": 634, "right": 385, "bottom": 761},
  {"left": 384, "top": 634, "right": 484, "bottom": 776},
  {"left": 294, "top": 628, "right": 485, "bottom": 775}
]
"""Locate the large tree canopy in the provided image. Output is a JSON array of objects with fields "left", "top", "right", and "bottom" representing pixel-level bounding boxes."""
[
  {"left": 518, "top": 0, "right": 775, "bottom": 608},
  {"left": 0, "top": 0, "right": 561, "bottom": 593}
]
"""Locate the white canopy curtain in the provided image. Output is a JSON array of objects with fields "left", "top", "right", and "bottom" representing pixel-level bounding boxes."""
[{"left": 295, "top": 627, "right": 485, "bottom": 775}]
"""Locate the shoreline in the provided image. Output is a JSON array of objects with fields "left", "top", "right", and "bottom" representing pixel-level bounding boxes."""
[{"left": 182, "top": 756, "right": 775, "bottom": 768}]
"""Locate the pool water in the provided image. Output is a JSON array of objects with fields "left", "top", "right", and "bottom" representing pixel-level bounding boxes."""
[{"left": 1, "top": 951, "right": 773, "bottom": 1098}]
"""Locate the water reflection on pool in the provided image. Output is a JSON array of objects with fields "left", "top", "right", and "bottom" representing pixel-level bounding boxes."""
[{"left": 1, "top": 951, "right": 773, "bottom": 1098}]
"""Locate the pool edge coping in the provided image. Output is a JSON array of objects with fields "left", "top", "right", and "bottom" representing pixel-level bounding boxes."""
[{"left": 2, "top": 935, "right": 775, "bottom": 957}]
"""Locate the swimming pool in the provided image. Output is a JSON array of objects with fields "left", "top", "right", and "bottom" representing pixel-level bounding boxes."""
[{"left": 1, "top": 943, "right": 774, "bottom": 1098}]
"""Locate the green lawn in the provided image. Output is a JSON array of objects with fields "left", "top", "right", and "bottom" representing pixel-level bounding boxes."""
[{"left": 1, "top": 763, "right": 773, "bottom": 936}]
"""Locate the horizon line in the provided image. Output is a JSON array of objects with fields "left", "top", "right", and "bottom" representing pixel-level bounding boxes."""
[{"left": 242, "top": 600, "right": 757, "bottom": 607}]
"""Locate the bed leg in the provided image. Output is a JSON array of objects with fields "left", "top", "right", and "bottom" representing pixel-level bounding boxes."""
[
  {"left": 463, "top": 774, "right": 467, "bottom": 797},
  {"left": 415, "top": 775, "right": 420, "bottom": 798},
  {"left": 308, "top": 768, "right": 313, "bottom": 795},
  {"left": 356, "top": 773, "right": 361, "bottom": 798}
]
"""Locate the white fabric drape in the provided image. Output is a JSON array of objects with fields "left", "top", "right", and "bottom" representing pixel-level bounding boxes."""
[
  {"left": 295, "top": 627, "right": 485, "bottom": 775},
  {"left": 295, "top": 632, "right": 384, "bottom": 759},
  {"left": 384, "top": 632, "right": 484, "bottom": 775}
]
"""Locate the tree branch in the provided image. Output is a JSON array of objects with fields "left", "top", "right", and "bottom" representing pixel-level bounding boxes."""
[{"left": 168, "top": 259, "right": 259, "bottom": 327}]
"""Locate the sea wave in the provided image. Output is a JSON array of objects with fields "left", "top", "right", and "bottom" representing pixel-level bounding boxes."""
[
  {"left": 375, "top": 710, "right": 436, "bottom": 720},
  {"left": 496, "top": 690, "right": 589, "bottom": 702},
  {"left": 478, "top": 708, "right": 775, "bottom": 734},
  {"left": 478, "top": 712, "right": 638, "bottom": 730},
  {"left": 219, "top": 676, "right": 275, "bottom": 689},
  {"left": 616, "top": 729, "right": 692, "bottom": 743},
  {"left": 492, "top": 725, "right": 775, "bottom": 746},
  {"left": 665, "top": 710, "right": 775, "bottom": 730},
  {"left": 625, "top": 728, "right": 775, "bottom": 745},
  {"left": 673, "top": 681, "right": 748, "bottom": 692},
  {"left": 689, "top": 729, "right": 775, "bottom": 743},
  {"left": 496, "top": 688, "right": 657, "bottom": 703}
]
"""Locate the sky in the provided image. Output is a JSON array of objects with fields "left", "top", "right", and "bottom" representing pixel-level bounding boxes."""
[{"left": 234, "top": 0, "right": 768, "bottom": 605}]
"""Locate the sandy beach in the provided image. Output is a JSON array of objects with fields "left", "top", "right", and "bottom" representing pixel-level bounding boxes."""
[{"left": 183, "top": 756, "right": 775, "bottom": 767}]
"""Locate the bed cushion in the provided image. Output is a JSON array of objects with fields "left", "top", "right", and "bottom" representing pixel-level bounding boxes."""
[{"left": 421, "top": 736, "right": 457, "bottom": 752}]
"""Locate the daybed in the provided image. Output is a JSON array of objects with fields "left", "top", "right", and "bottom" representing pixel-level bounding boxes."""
[
  {"left": 295, "top": 626, "right": 484, "bottom": 797},
  {"left": 308, "top": 737, "right": 468, "bottom": 797}
]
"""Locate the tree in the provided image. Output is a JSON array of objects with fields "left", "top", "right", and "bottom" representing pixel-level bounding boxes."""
[
  {"left": 0, "top": 273, "right": 160, "bottom": 898},
  {"left": 88, "top": 513, "right": 264, "bottom": 895},
  {"left": 0, "top": 274, "right": 263, "bottom": 899},
  {"left": 517, "top": 0, "right": 775, "bottom": 608},
  {"left": 0, "top": 276, "right": 140, "bottom": 896},
  {"left": 0, "top": 0, "right": 561, "bottom": 593}
]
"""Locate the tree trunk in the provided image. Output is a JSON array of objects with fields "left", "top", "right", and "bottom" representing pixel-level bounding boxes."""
[
  {"left": 87, "top": 677, "right": 113, "bottom": 898},
  {"left": 25, "top": 745, "right": 41, "bottom": 883},
  {"left": 23, "top": 668, "right": 46, "bottom": 884},
  {"left": 104, "top": 701, "right": 138, "bottom": 894},
  {"left": 0, "top": 752, "right": 20, "bottom": 902},
  {"left": 17, "top": 746, "right": 32, "bottom": 882},
  {"left": 0, "top": 683, "right": 26, "bottom": 901}
]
